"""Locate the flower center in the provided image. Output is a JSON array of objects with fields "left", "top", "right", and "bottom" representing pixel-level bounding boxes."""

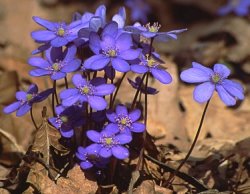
[
  {"left": 105, "top": 138, "right": 113, "bottom": 145},
  {"left": 211, "top": 73, "right": 222, "bottom": 84},
  {"left": 60, "top": 116, "right": 68, "bottom": 123},
  {"left": 145, "top": 22, "right": 161, "bottom": 33},
  {"left": 57, "top": 27, "right": 65, "bottom": 36},
  {"left": 141, "top": 54, "right": 159, "bottom": 68},
  {"left": 26, "top": 94, "right": 33, "bottom": 101},
  {"left": 116, "top": 115, "right": 132, "bottom": 130},
  {"left": 52, "top": 63, "right": 60, "bottom": 71},
  {"left": 103, "top": 48, "right": 118, "bottom": 57},
  {"left": 79, "top": 84, "right": 94, "bottom": 95}
]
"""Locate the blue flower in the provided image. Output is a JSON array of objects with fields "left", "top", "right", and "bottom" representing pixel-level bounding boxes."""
[
  {"left": 83, "top": 22, "right": 140, "bottom": 73},
  {"left": 180, "top": 62, "right": 245, "bottom": 106},
  {"left": 28, "top": 45, "right": 81, "bottom": 80},
  {"left": 31, "top": 16, "right": 82, "bottom": 47},
  {"left": 86, "top": 128, "right": 132, "bottom": 159},
  {"left": 125, "top": 22, "right": 187, "bottom": 42},
  {"left": 218, "top": 0, "right": 250, "bottom": 16},
  {"left": 60, "top": 74, "right": 115, "bottom": 110},
  {"left": 49, "top": 105, "right": 85, "bottom": 138},
  {"left": 125, "top": 0, "right": 151, "bottom": 23},
  {"left": 128, "top": 76, "right": 159, "bottom": 95},
  {"left": 105, "top": 104, "right": 145, "bottom": 135},
  {"left": 131, "top": 54, "right": 172, "bottom": 84},
  {"left": 3, "top": 84, "right": 53, "bottom": 116},
  {"left": 76, "top": 146, "right": 109, "bottom": 169}
]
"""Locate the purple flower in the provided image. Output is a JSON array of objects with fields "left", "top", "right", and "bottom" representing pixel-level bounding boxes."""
[
  {"left": 180, "top": 62, "right": 245, "bottom": 106},
  {"left": 31, "top": 16, "right": 82, "bottom": 47},
  {"left": 83, "top": 22, "right": 140, "bottom": 73},
  {"left": 76, "top": 146, "right": 109, "bottom": 169},
  {"left": 49, "top": 105, "right": 85, "bottom": 138},
  {"left": 128, "top": 76, "right": 159, "bottom": 95},
  {"left": 29, "top": 45, "right": 81, "bottom": 80},
  {"left": 131, "top": 54, "right": 172, "bottom": 84},
  {"left": 86, "top": 128, "right": 132, "bottom": 159},
  {"left": 60, "top": 74, "right": 115, "bottom": 110},
  {"left": 105, "top": 104, "right": 145, "bottom": 134},
  {"left": 125, "top": 22, "right": 187, "bottom": 42},
  {"left": 3, "top": 84, "right": 53, "bottom": 116},
  {"left": 218, "top": 0, "right": 250, "bottom": 16},
  {"left": 125, "top": 0, "right": 151, "bottom": 23}
]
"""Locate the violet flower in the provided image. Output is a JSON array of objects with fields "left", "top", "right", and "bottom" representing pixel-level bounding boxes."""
[
  {"left": 125, "top": 22, "right": 187, "bottom": 42},
  {"left": 49, "top": 105, "right": 85, "bottom": 138},
  {"left": 60, "top": 74, "right": 115, "bottom": 110},
  {"left": 29, "top": 45, "right": 81, "bottom": 80},
  {"left": 105, "top": 104, "right": 145, "bottom": 135},
  {"left": 86, "top": 128, "right": 132, "bottom": 159},
  {"left": 180, "top": 62, "right": 245, "bottom": 106},
  {"left": 218, "top": 0, "right": 250, "bottom": 16},
  {"left": 31, "top": 16, "right": 82, "bottom": 47},
  {"left": 131, "top": 54, "right": 172, "bottom": 84},
  {"left": 3, "top": 84, "right": 53, "bottom": 116},
  {"left": 83, "top": 22, "right": 140, "bottom": 73}
]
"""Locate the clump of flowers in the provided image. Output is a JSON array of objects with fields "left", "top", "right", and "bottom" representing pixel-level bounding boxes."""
[{"left": 3, "top": 3, "right": 245, "bottom": 192}]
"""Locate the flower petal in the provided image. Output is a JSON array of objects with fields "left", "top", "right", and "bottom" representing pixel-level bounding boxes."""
[
  {"left": 216, "top": 85, "right": 236, "bottom": 106},
  {"left": 87, "top": 130, "right": 101, "bottom": 143},
  {"left": 16, "top": 91, "right": 27, "bottom": 101},
  {"left": 115, "top": 134, "right": 132, "bottom": 144},
  {"left": 51, "top": 72, "right": 66, "bottom": 80},
  {"left": 222, "top": 79, "right": 244, "bottom": 100},
  {"left": 131, "top": 64, "right": 148, "bottom": 74},
  {"left": 180, "top": 68, "right": 210, "bottom": 83},
  {"left": 60, "top": 128, "right": 74, "bottom": 138},
  {"left": 64, "top": 45, "right": 77, "bottom": 62},
  {"left": 33, "top": 16, "right": 56, "bottom": 31},
  {"left": 3, "top": 102, "right": 21, "bottom": 114},
  {"left": 106, "top": 110, "right": 117, "bottom": 123},
  {"left": 213, "top": 64, "right": 230, "bottom": 79},
  {"left": 89, "top": 32, "right": 101, "bottom": 54},
  {"left": 80, "top": 161, "right": 93, "bottom": 169},
  {"left": 50, "top": 37, "right": 68, "bottom": 47},
  {"left": 100, "top": 35, "right": 116, "bottom": 51},
  {"left": 112, "top": 145, "right": 129, "bottom": 159},
  {"left": 90, "top": 56, "right": 110, "bottom": 70},
  {"left": 102, "top": 22, "right": 118, "bottom": 38},
  {"left": 72, "top": 74, "right": 87, "bottom": 87},
  {"left": 29, "top": 69, "right": 50, "bottom": 77},
  {"left": 119, "top": 49, "right": 140, "bottom": 60},
  {"left": 111, "top": 58, "right": 130, "bottom": 72},
  {"left": 193, "top": 82, "right": 215, "bottom": 103},
  {"left": 192, "top": 62, "right": 213, "bottom": 75},
  {"left": 131, "top": 122, "right": 145, "bottom": 133},
  {"left": 61, "top": 59, "right": 81, "bottom": 72},
  {"left": 129, "top": 109, "right": 141, "bottom": 122},
  {"left": 86, "top": 143, "right": 102, "bottom": 154},
  {"left": 94, "top": 84, "right": 115, "bottom": 96},
  {"left": 60, "top": 88, "right": 78, "bottom": 99},
  {"left": 116, "top": 104, "right": 128, "bottom": 115},
  {"left": 151, "top": 68, "right": 172, "bottom": 84},
  {"left": 103, "top": 123, "right": 119, "bottom": 135},
  {"left": 16, "top": 104, "right": 31, "bottom": 116},
  {"left": 88, "top": 96, "right": 107, "bottom": 111},
  {"left": 115, "top": 33, "right": 132, "bottom": 51},
  {"left": 31, "top": 30, "right": 56, "bottom": 42},
  {"left": 99, "top": 148, "right": 112, "bottom": 158},
  {"left": 62, "top": 94, "right": 81, "bottom": 106},
  {"left": 28, "top": 57, "right": 50, "bottom": 68}
]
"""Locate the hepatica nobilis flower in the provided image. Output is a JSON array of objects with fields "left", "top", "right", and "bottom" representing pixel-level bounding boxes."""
[
  {"left": 125, "top": 22, "right": 187, "bottom": 42},
  {"left": 131, "top": 54, "right": 172, "bottom": 84},
  {"left": 31, "top": 16, "right": 82, "bottom": 47},
  {"left": 84, "top": 22, "right": 140, "bottom": 73},
  {"left": 76, "top": 146, "right": 109, "bottom": 169},
  {"left": 4, "top": 84, "right": 53, "bottom": 116},
  {"left": 218, "top": 0, "right": 250, "bottom": 16},
  {"left": 29, "top": 45, "right": 81, "bottom": 80},
  {"left": 60, "top": 74, "right": 115, "bottom": 110},
  {"left": 49, "top": 105, "right": 85, "bottom": 138},
  {"left": 106, "top": 104, "right": 145, "bottom": 135},
  {"left": 180, "top": 62, "right": 244, "bottom": 106},
  {"left": 86, "top": 128, "right": 132, "bottom": 159}
]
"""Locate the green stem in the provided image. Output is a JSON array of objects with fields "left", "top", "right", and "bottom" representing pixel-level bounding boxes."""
[{"left": 167, "top": 99, "right": 211, "bottom": 184}]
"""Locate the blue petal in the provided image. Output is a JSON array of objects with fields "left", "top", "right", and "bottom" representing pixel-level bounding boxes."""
[
  {"left": 28, "top": 57, "right": 50, "bottom": 68},
  {"left": 213, "top": 64, "right": 230, "bottom": 79},
  {"left": 31, "top": 30, "right": 56, "bottom": 42},
  {"left": 50, "top": 37, "right": 68, "bottom": 47},
  {"left": 33, "top": 16, "right": 56, "bottom": 30},
  {"left": 86, "top": 143, "right": 102, "bottom": 154},
  {"left": 48, "top": 117, "right": 60, "bottom": 129},
  {"left": 116, "top": 104, "right": 128, "bottom": 115},
  {"left": 90, "top": 56, "right": 110, "bottom": 70},
  {"left": 72, "top": 74, "right": 87, "bottom": 87},
  {"left": 102, "top": 22, "right": 118, "bottom": 38},
  {"left": 61, "top": 59, "right": 81, "bottom": 72},
  {"left": 51, "top": 72, "right": 66, "bottom": 80},
  {"left": 3, "top": 102, "right": 21, "bottom": 114},
  {"left": 60, "top": 88, "right": 78, "bottom": 99},
  {"left": 216, "top": 85, "right": 236, "bottom": 106},
  {"left": 16, "top": 91, "right": 27, "bottom": 101},
  {"left": 112, "top": 14, "right": 125, "bottom": 28},
  {"left": 142, "top": 31, "right": 156, "bottom": 38},
  {"left": 80, "top": 161, "right": 93, "bottom": 169},
  {"left": 103, "top": 123, "right": 119, "bottom": 134},
  {"left": 111, "top": 58, "right": 130, "bottom": 72},
  {"left": 64, "top": 45, "right": 77, "bottom": 62},
  {"left": 29, "top": 69, "right": 50, "bottom": 77},
  {"left": 222, "top": 79, "right": 244, "bottom": 100},
  {"left": 131, "top": 122, "right": 145, "bottom": 133},
  {"left": 60, "top": 128, "right": 74, "bottom": 138},
  {"left": 115, "top": 33, "right": 132, "bottom": 51},
  {"left": 62, "top": 94, "right": 81, "bottom": 106},
  {"left": 28, "top": 84, "right": 38, "bottom": 94},
  {"left": 151, "top": 68, "right": 172, "bottom": 84},
  {"left": 84, "top": 54, "right": 105, "bottom": 69},
  {"left": 88, "top": 96, "right": 107, "bottom": 111},
  {"left": 16, "top": 104, "right": 31, "bottom": 117},
  {"left": 95, "top": 5, "right": 106, "bottom": 24},
  {"left": 119, "top": 49, "right": 140, "bottom": 60},
  {"left": 90, "top": 77, "right": 106, "bottom": 86},
  {"left": 129, "top": 109, "right": 141, "bottom": 122},
  {"left": 106, "top": 110, "right": 117, "bottom": 123},
  {"left": 100, "top": 35, "right": 116, "bottom": 51},
  {"left": 112, "top": 146, "right": 129, "bottom": 159},
  {"left": 193, "top": 82, "right": 215, "bottom": 103},
  {"left": 94, "top": 84, "right": 115, "bottom": 96},
  {"left": 180, "top": 68, "right": 210, "bottom": 83},
  {"left": 86, "top": 130, "right": 101, "bottom": 143},
  {"left": 192, "top": 62, "right": 213, "bottom": 75},
  {"left": 131, "top": 64, "right": 148, "bottom": 74},
  {"left": 115, "top": 134, "right": 132, "bottom": 144},
  {"left": 100, "top": 148, "right": 112, "bottom": 158},
  {"left": 89, "top": 32, "right": 101, "bottom": 54}
]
